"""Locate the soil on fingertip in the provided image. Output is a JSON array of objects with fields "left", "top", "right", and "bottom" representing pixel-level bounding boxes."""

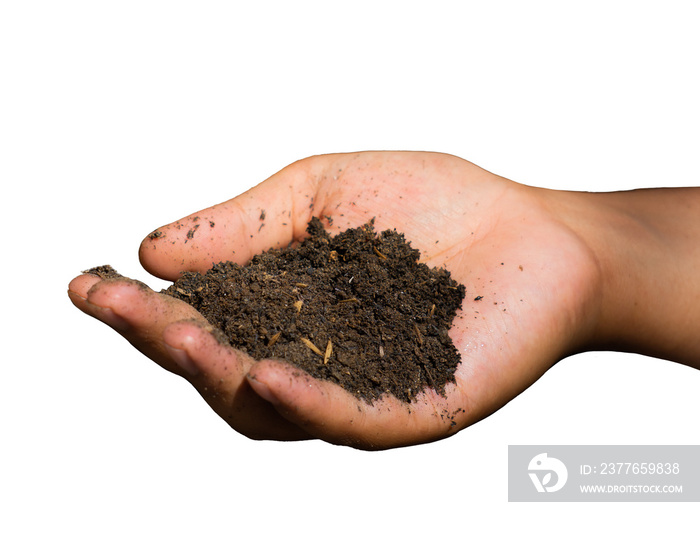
[
  {"left": 83, "top": 264, "right": 125, "bottom": 280},
  {"left": 161, "top": 218, "right": 466, "bottom": 404}
]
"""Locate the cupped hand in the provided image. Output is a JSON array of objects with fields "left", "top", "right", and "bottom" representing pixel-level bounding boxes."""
[{"left": 68, "top": 152, "right": 601, "bottom": 449}]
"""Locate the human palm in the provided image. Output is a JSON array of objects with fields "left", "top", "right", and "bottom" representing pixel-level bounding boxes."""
[{"left": 69, "top": 152, "right": 599, "bottom": 449}]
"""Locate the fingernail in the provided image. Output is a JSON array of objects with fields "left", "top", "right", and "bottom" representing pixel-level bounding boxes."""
[
  {"left": 87, "top": 303, "right": 130, "bottom": 331},
  {"left": 247, "top": 374, "right": 281, "bottom": 406},
  {"left": 165, "top": 343, "right": 200, "bottom": 377}
]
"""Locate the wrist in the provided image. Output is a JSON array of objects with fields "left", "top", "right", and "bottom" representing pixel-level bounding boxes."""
[{"left": 542, "top": 186, "right": 700, "bottom": 368}]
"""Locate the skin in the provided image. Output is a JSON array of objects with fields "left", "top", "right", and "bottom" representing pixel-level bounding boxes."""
[{"left": 67, "top": 151, "right": 700, "bottom": 450}]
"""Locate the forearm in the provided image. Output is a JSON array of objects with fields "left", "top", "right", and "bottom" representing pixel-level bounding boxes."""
[{"left": 545, "top": 186, "right": 700, "bottom": 369}]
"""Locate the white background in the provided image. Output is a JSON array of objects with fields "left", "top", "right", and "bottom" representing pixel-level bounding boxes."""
[{"left": 2, "top": 1, "right": 699, "bottom": 558}]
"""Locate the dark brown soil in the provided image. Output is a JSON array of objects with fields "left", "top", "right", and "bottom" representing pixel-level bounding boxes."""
[
  {"left": 84, "top": 264, "right": 126, "bottom": 281},
  {"left": 163, "top": 218, "right": 465, "bottom": 403}
]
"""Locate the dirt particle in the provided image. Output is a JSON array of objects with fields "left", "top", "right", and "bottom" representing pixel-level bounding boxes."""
[{"left": 186, "top": 224, "right": 200, "bottom": 240}]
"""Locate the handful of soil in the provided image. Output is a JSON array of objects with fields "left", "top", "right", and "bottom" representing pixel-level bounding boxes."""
[{"left": 163, "top": 218, "right": 465, "bottom": 403}]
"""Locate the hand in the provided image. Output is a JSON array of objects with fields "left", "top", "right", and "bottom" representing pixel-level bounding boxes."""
[{"left": 68, "top": 152, "right": 603, "bottom": 449}]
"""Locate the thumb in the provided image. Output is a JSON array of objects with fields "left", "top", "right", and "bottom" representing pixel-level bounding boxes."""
[{"left": 138, "top": 157, "right": 322, "bottom": 281}]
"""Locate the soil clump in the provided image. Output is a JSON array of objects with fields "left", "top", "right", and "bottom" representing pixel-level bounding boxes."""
[
  {"left": 167, "top": 218, "right": 466, "bottom": 403},
  {"left": 91, "top": 219, "right": 466, "bottom": 403}
]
